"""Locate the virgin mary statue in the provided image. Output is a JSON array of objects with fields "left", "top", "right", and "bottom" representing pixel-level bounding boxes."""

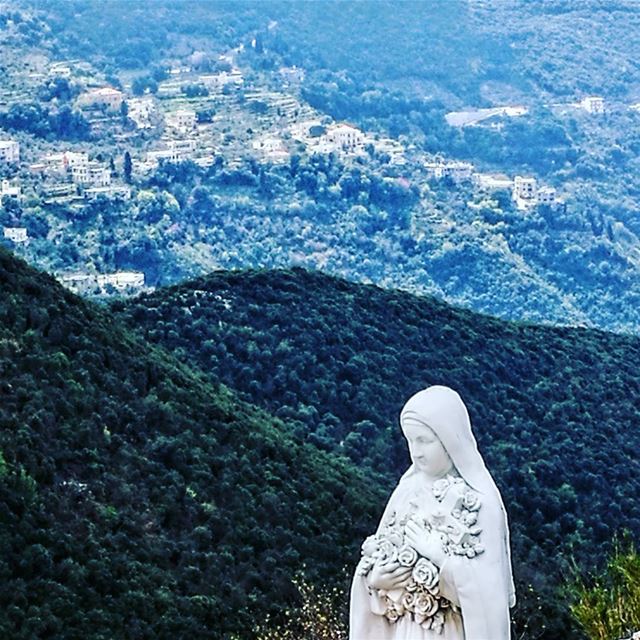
[{"left": 350, "top": 386, "right": 516, "bottom": 640}]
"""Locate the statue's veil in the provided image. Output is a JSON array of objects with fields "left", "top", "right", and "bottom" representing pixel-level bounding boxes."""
[{"left": 399, "top": 385, "right": 516, "bottom": 608}]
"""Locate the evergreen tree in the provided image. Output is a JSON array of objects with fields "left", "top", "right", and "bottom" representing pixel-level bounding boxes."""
[{"left": 123, "top": 151, "right": 132, "bottom": 184}]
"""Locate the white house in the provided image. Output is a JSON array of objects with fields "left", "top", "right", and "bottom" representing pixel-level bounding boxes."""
[
  {"left": 168, "top": 109, "right": 197, "bottom": 131},
  {"left": 252, "top": 137, "right": 285, "bottom": 153},
  {"left": 28, "top": 163, "right": 47, "bottom": 174},
  {"left": 71, "top": 163, "right": 89, "bottom": 184},
  {"left": 326, "top": 124, "right": 364, "bottom": 151},
  {"left": 48, "top": 62, "right": 72, "bottom": 78},
  {"left": 42, "top": 183, "right": 78, "bottom": 199},
  {"left": 537, "top": 186, "right": 557, "bottom": 205},
  {"left": 44, "top": 151, "right": 89, "bottom": 176},
  {"left": 1, "top": 179, "right": 21, "bottom": 198},
  {"left": 147, "top": 139, "right": 197, "bottom": 165},
  {"left": 427, "top": 161, "right": 474, "bottom": 183},
  {"left": 89, "top": 164, "right": 111, "bottom": 187},
  {"left": 513, "top": 176, "right": 537, "bottom": 199},
  {"left": 227, "top": 70, "right": 244, "bottom": 86},
  {"left": 3, "top": 227, "right": 28, "bottom": 243},
  {"left": 72, "top": 161, "right": 110, "bottom": 187},
  {"left": 252, "top": 137, "right": 290, "bottom": 163},
  {"left": 198, "top": 70, "right": 244, "bottom": 91},
  {"left": 580, "top": 96, "right": 605, "bottom": 114},
  {"left": 128, "top": 98, "right": 154, "bottom": 129},
  {"left": 78, "top": 87, "right": 124, "bottom": 112},
  {"left": 58, "top": 273, "right": 95, "bottom": 294},
  {"left": 0, "top": 140, "right": 20, "bottom": 163},
  {"left": 157, "top": 82, "right": 183, "bottom": 98}
]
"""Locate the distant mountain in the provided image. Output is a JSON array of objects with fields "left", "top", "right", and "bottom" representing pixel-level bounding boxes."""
[
  {"left": 250, "top": 0, "right": 640, "bottom": 103},
  {"left": 27, "top": 0, "right": 640, "bottom": 102},
  {"left": 0, "top": 248, "right": 384, "bottom": 639},
  {"left": 115, "top": 267, "right": 640, "bottom": 639}
]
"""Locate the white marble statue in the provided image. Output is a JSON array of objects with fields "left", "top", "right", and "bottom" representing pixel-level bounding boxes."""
[{"left": 350, "top": 386, "right": 516, "bottom": 639}]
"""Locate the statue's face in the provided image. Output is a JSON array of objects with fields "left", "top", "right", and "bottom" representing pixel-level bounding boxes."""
[{"left": 402, "top": 419, "right": 453, "bottom": 480}]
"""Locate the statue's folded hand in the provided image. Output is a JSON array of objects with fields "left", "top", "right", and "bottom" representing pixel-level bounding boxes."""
[
  {"left": 405, "top": 521, "right": 446, "bottom": 567},
  {"left": 367, "top": 561, "right": 412, "bottom": 591}
]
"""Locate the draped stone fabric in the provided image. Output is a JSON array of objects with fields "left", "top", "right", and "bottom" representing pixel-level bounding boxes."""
[{"left": 349, "top": 386, "right": 515, "bottom": 640}]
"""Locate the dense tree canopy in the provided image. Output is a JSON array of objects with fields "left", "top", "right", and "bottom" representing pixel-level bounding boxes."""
[
  {"left": 115, "top": 267, "right": 640, "bottom": 639},
  {"left": 0, "top": 248, "right": 384, "bottom": 638}
]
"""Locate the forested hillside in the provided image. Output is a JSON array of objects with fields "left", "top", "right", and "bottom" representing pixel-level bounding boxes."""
[
  {"left": 116, "top": 268, "right": 640, "bottom": 639},
  {"left": 0, "top": 248, "right": 384, "bottom": 638}
]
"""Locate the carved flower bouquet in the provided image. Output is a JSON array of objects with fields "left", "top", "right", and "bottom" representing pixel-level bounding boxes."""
[
  {"left": 356, "top": 513, "right": 449, "bottom": 633},
  {"left": 357, "top": 475, "right": 484, "bottom": 633}
]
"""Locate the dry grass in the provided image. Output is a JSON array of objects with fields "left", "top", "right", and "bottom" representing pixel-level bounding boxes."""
[
  {"left": 568, "top": 540, "right": 640, "bottom": 640},
  {"left": 255, "top": 575, "right": 348, "bottom": 640}
]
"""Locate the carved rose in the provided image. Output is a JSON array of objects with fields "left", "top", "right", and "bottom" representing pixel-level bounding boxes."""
[
  {"left": 412, "top": 558, "right": 439, "bottom": 591},
  {"left": 397, "top": 544, "right": 418, "bottom": 567},
  {"left": 462, "top": 489, "right": 481, "bottom": 511},
  {"left": 432, "top": 478, "right": 450, "bottom": 501},
  {"left": 413, "top": 592, "right": 439, "bottom": 621},
  {"left": 405, "top": 578, "right": 418, "bottom": 592},
  {"left": 356, "top": 556, "right": 375, "bottom": 576},
  {"left": 423, "top": 610, "right": 446, "bottom": 633},
  {"left": 361, "top": 535, "right": 379, "bottom": 556},
  {"left": 384, "top": 600, "right": 403, "bottom": 623},
  {"left": 378, "top": 539, "right": 398, "bottom": 564},
  {"left": 401, "top": 590, "right": 416, "bottom": 611},
  {"left": 385, "top": 609, "right": 400, "bottom": 623},
  {"left": 463, "top": 511, "right": 478, "bottom": 526}
]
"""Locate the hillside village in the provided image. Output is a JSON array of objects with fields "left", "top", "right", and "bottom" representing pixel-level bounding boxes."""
[
  {"left": 0, "top": 17, "right": 575, "bottom": 298},
  {"left": 4, "top": 3, "right": 640, "bottom": 337}
]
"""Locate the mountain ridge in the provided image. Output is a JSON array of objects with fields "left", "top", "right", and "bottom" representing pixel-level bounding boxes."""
[{"left": 0, "top": 247, "right": 385, "bottom": 639}]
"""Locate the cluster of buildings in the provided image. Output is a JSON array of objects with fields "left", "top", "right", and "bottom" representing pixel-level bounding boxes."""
[
  {"left": 42, "top": 151, "right": 111, "bottom": 187},
  {"left": 3, "top": 145, "right": 134, "bottom": 203},
  {"left": 287, "top": 121, "right": 405, "bottom": 164},
  {"left": 511, "top": 176, "right": 562, "bottom": 210},
  {"left": 24, "top": 151, "right": 115, "bottom": 201},
  {"left": 425, "top": 158, "right": 563, "bottom": 211},
  {"left": 58, "top": 270, "right": 146, "bottom": 294}
]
